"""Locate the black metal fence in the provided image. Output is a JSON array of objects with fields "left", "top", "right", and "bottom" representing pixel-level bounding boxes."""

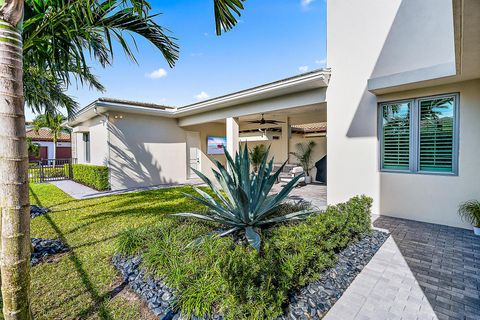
[{"left": 29, "top": 159, "right": 73, "bottom": 183}]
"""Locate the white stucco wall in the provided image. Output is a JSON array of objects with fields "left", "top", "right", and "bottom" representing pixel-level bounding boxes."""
[
  {"left": 73, "top": 116, "right": 109, "bottom": 165},
  {"left": 33, "top": 141, "right": 54, "bottom": 159},
  {"left": 378, "top": 80, "right": 480, "bottom": 228},
  {"left": 107, "top": 112, "right": 188, "bottom": 190},
  {"left": 326, "top": 0, "right": 473, "bottom": 228}
]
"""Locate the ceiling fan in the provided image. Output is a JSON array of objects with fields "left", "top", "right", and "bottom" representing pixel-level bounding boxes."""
[{"left": 246, "top": 114, "right": 285, "bottom": 125}]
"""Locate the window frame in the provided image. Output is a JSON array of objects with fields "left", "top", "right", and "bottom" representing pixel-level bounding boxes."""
[
  {"left": 83, "top": 132, "right": 91, "bottom": 163},
  {"left": 378, "top": 93, "right": 459, "bottom": 176}
]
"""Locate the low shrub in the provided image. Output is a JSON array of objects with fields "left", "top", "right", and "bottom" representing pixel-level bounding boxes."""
[
  {"left": 72, "top": 164, "right": 110, "bottom": 190},
  {"left": 116, "top": 195, "right": 373, "bottom": 320}
]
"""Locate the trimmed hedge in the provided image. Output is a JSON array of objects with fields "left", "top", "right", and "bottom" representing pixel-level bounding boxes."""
[
  {"left": 72, "top": 164, "right": 110, "bottom": 191},
  {"left": 116, "top": 195, "right": 373, "bottom": 319}
]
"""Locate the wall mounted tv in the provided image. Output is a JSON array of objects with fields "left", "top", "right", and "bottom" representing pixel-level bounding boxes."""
[{"left": 207, "top": 136, "right": 227, "bottom": 155}]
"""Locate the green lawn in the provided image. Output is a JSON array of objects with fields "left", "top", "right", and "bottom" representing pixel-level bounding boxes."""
[
  {"left": 29, "top": 183, "right": 205, "bottom": 319},
  {"left": 28, "top": 183, "right": 371, "bottom": 320}
]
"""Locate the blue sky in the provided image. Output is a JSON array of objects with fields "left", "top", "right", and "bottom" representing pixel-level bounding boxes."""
[{"left": 26, "top": 0, "right": 326, "bottom": 120}]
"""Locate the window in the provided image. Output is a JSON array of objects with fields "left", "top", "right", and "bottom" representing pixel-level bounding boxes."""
[
  {"left": 379, "top": 94, "right": 458, "bottom": 175},
  {"left": 381, "top": 102, "right": 411, "bottom": 171},
  {"left": 83, "top": 132, "right": 90, "bottom": 163}
]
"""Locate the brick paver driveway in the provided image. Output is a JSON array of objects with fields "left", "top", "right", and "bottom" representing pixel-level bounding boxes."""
[{"left": 374, "top": 216, "right": 480, "bottom": 320}]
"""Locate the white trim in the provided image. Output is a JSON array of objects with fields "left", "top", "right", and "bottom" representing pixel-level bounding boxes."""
[
  {"left": 368, "top": 62, "right": 457, "bottom": 94},
  {"left": 67, "top": 70, "right": 330, "bottom": 126}
]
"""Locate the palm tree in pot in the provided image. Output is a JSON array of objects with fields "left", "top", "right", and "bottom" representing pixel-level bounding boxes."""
[
  {"left": 458, "top": 200, "right": 480, "bottom": 235},
  {"left": 249, "top": 144, "right": 268, "bottom": 172},
  {"left": 290, "top": 141, "right": 317, "bottom": 184}
]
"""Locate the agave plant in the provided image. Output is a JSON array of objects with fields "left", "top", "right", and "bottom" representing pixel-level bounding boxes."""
[{"left": 174, "top": 145, "right": 315, "bottom": 251}]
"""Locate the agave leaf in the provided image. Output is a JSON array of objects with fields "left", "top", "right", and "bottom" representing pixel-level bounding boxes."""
[
  {"left": 257, "top": 209, "right": 316, "bottom": 225},
  {"left": 212, "top": 169, "right": 239, "bottom": 212},
  {"left": 254, "top": 174, "right": 304, "bottom": 222},
  {"left": 236, "top": 186, "right": 251, "bottom": 224},
  {"left": 240, "top": 145, "right": 251, "bottom": 197},
  {"left": 182, "top": 192, "right": 240, "bottom": 224},
  {"left": 251, "top": 157, "right": 275, "bottom": 213},
  {"left": 172, "top": 212, "right": 216, "bottom": 222},
  {"left": 245, "top": 227, "right": 261, "bottom": 251},
  {"left": 192, "top": 187, "right": 242, "bottom": 223},
  {"left": 218, "top": 227, "right": 239, "bottom": 237},
  {"left": 191, "top": 167, "right": 233, "bottom": 210}
]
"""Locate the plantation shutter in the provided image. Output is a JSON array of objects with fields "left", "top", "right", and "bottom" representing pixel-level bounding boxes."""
[
  {"left": 419, "top": 97, "right": 455, "bottom": 172},
  {"left": 381, "top": 102, "right": 411, "bottom": 170}
]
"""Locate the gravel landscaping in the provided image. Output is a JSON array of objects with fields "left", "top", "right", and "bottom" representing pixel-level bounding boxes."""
[
  {"left": 31, "top": 238, "right": 69, "bottom": 266},
  {"left": 113, "top": 229, "right": 389, "bottom": 320},
  {"left": 30, "top": 205, "right": 50, "bottom": 219}
]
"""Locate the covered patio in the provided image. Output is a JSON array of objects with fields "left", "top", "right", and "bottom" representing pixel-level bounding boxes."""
[{"left": 177, "top": 70, "right": 330, "bottom": 203}]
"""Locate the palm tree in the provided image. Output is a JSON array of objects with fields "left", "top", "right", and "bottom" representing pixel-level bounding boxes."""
[
  {"left": 290, "top": 141, "right": 317, "bottom": 177},
  {"left": 26, "top": 138, "right": 39, "bottom": 159},
  {"left": 0, "top": 1, "right": 245, "bottom": 318},
  {"left": 32, "top": 114, "right": 70, "bottom": 161},
  {"left": 249, "top": 144, "right": 268, "bottom": 172}
]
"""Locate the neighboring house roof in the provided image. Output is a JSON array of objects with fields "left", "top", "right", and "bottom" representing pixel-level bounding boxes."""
[
  {"left": 26, "top": 128, "right": 71, "bottom": 142},
  {"left": 67, "top": 69, "right": 331, "bottom": 126}
]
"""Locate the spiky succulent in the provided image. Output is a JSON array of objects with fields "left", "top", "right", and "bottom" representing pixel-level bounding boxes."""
[{"left": 174, "top": 145, "right": 315, "bottom": 251}]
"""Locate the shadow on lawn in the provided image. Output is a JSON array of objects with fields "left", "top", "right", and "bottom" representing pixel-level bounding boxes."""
[{"left": 31, "top": 189, "right": 122, "bottom": 320}]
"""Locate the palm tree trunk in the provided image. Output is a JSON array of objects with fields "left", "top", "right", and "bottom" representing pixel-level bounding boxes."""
[
  {"left": 0, "top": 1, "right": 31, "bottom": 319},
  {"left": 52, "top": 137, "right": 57, "bottom": 167}
]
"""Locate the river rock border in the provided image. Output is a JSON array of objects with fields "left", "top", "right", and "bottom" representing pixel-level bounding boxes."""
[
  {"left": 31, "top": 238, "right": 69, "bottom": 266},
  {"left": 31, "top": 205, "right": 50, "bottom": 219},
  {"left": 113, "top": 230, "right": 389, "bottom": 320}
]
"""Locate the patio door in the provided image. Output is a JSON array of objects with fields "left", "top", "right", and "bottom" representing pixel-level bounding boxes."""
[{"left": 186, "top": 131, "right": 201, "bottom": 179}]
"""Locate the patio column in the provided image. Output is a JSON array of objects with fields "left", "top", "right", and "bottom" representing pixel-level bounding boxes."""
[
  {"left": 226, "top": 117, "right": 239, "bottom": 156},
  {"left": 281, "top": 116, "right": 290, "bottom": 163}
]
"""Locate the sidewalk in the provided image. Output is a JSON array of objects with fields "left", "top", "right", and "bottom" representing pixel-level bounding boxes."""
[{"left": 49, "top": 180, "right": 202, "bottom": 199}]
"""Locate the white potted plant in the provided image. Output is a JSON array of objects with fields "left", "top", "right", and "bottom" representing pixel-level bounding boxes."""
[
  {"left": 290, "top": 141, "right": 316, "bottom": 184},
  {"left": 458, "top": 200, "right": 480, "bottom": 236}
]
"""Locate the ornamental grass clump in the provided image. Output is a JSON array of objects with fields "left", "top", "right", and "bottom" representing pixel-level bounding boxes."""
[
  {"left": 174, "top": 145, "right": 316, "bottom": 250},
  {"left": 458, "top": 200, "right": 480, "bottom": 227}
]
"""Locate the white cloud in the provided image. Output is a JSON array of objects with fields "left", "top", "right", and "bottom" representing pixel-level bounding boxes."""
[
  {"left": 301, "top": 0, "right": 314, "bottom": 7},
  {"left": 299, "top": 66, "right": 309, "bottom": 73},
  {"left": 190, "top": 52, "right": 203, "bottom": 57},
  {"left": 315, "top": 58, "right": 326, "bottom": 66},
  {"left": 145, "top": 68, "right": 167, "bottom": 79},
  {"left": 194, "top": 91, "right": 210, "bottom": 101}
]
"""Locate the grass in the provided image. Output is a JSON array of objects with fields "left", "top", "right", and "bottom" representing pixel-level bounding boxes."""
[
  {"left": 28, "top": 183, "right": 207, "bottom": 319},
  {"left": 26, "top": 183, "right": 371, "bottom": 319}
]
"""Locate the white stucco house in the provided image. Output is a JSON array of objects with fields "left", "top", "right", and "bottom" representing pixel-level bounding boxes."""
[{"left": 68, "top": 0, "right": 480, "bottom": 229}]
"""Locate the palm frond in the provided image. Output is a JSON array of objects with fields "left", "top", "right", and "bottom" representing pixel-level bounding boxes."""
[
  {"left": 22, "top": 0, "right": 179, "bottom": 116},
  {"left": 213, "top": 0, "right": 245, "bottom": 35}
]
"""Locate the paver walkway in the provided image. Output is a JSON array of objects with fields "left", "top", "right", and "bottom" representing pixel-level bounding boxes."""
[
  {"left": 271, "top": 183, "right": 327, "bottom": 209},
  {"left": 325, "top": 216, "right": 480, "bottom": 320}
]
